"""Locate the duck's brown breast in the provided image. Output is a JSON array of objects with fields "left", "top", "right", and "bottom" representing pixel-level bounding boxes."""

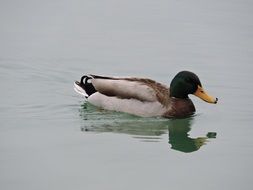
[{"left": 163, "top": 98, "right": 196, "bottom": 118}]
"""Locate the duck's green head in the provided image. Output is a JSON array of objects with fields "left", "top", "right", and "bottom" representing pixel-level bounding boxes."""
[{"left": 170, "top": 71, "right": 218, "bottom": 104}]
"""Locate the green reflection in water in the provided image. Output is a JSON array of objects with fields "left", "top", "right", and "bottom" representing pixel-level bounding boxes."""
[
  {"left": 79, "top": 102, "right": 216, "bottom": 153},
  {"left": 168, "top": 118, "right": 216, "bottom": 153}
]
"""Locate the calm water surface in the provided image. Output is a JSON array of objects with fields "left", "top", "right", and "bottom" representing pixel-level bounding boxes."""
[{"left": 1, "top": 0, "right": 253, "bottom": 189}]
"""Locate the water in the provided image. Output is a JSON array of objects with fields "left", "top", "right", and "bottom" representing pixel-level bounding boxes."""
[{"left": 1, "top": 0, "right": 253, "bottom": 189}]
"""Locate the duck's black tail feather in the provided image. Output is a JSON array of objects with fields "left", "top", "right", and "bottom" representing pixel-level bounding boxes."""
[{"left": 77, "top": 75, "right": 97, "bottom": 96}]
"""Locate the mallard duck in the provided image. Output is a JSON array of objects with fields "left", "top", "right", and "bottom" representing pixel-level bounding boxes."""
[{"left": 74, "top": 71, "right": 218, "bottom": 118}]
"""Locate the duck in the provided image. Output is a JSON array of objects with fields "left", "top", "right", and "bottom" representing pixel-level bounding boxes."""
[{"left": 74, "top": 71, "right": 218, "bottom": 118}]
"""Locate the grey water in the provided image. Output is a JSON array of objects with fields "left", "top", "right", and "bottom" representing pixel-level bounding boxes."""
[{"left": 1, "top": 0, "right": 253, "bottom": 189}]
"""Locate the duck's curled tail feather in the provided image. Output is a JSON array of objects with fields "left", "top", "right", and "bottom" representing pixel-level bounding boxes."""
[{"left": 74, "top": 75, "right": 97, "bottom": 98}]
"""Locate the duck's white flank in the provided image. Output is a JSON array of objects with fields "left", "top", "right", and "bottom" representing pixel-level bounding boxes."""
[{"left": 88, "top": 92, "right": 167, "bottom": 117}]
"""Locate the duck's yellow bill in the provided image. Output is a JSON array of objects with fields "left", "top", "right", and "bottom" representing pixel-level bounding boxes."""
[{"left": 194, "top": 85, "right": 218, "bottom": 104}]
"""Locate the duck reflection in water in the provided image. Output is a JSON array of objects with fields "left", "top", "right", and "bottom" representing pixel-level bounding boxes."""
[
  {"left": 168, "top": 118, "right": 216, "bottom": 153},
  {"left": 79, "top": 103, "right": 216, "bottom": 153}
]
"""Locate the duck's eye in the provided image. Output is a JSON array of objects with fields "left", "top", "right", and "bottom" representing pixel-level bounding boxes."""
[{"left": 200, "top": 90, "right": 204, "bottom": 93}]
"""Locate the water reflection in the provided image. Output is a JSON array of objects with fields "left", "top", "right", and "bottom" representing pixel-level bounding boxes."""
[
  {"left": 168, "top": 118, "right": 216, "bottom": 153},
  {"left": 79, "top": 103, "right": 216, "bottom": 153}
]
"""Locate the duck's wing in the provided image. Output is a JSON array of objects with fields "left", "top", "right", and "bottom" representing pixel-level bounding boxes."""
[{"left": 89, "top": 75, "right": 171, "bottom": 106}]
